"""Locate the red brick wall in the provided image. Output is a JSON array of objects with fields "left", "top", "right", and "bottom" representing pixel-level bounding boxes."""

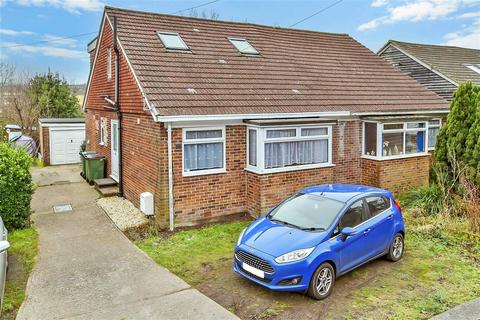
[
  {"left": 40, "top": 126, "right": 50, "bottom": 166},
  {"left": 361, "top": 156, "right": 431, "bottom": 195}
]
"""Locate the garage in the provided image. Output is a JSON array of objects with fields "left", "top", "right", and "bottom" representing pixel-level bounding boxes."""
[{"left": 38, "top": 118, "right": 85, "bottom": 165}]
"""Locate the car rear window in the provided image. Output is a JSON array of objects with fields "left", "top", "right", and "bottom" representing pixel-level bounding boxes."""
[
  {"left": 268, "top": 193, "right": 345, "bottom": 230},
  {"left": 366, "top": 196, "right": 390, "bottom": 217}
]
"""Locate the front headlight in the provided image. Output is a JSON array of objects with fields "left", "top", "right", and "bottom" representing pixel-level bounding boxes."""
[
  {"left": 236, "top": 228, "right": 247, "bottom": 246},
  {"left": 274, "top": 247, "right": 315, "bottom": 264}
]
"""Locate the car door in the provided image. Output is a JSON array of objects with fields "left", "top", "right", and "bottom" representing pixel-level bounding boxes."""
[
  {"left": 362, "top": 196, "right": 395, "bottom": 257},
  {"left": 332, "top": 199, "right": 371, "bottom": 273}
]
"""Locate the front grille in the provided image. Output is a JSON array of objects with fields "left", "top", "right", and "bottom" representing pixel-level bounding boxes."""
[{"left": 235, "top": 250, "right": 274, "bottom": 274}]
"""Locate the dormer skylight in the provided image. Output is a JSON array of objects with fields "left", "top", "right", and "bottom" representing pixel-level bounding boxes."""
[
  {"left": 465, "top": 64, "right": 480, "bottom": 75},
  {"left": 228, "top": 37, "right": 259, "bottom": 55},
  {"left": 157, "top": 32, "right": 189, "bottom": 50}
]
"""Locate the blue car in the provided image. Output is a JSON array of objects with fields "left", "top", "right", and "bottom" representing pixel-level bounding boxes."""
[{"left": 234, "top": 184, "right": 405, "bottom": 300}]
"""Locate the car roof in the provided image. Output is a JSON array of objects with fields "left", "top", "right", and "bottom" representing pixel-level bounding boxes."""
[{"left": 300, "top": 184, "right": 389, "bottom": 203}]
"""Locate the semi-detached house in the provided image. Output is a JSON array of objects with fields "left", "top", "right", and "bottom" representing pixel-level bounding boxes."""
[{"left": 84, "top": 6, "right": 449, "bottom": 229}]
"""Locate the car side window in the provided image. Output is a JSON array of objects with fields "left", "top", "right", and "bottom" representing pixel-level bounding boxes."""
[
  {"left": 366, "top": 196, "right": 390, "bottom": 218},
  {"left": 340, "top": 200, "right": 365, "bottom": 228}
]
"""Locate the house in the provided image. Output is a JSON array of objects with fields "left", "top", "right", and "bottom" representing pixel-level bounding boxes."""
[
  {"left": 378, "top": 40, "right": 480, "bottom": 101},
  {"left": 83, "top": 6, "right": 449, "bottom": 229}
]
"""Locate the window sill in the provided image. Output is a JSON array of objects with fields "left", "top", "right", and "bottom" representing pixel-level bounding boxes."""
[
  {"left": 99, "top": 142, "right": 105, "bottom": 146},
  {"left": 245, "top": 163, "right": 335, "bottom": 175},
  {"left": 361, "top": 153, "right": 431, "bottom": 161},
  {"left": 182, "top": 168, "right": 227, "bottom": 177}
]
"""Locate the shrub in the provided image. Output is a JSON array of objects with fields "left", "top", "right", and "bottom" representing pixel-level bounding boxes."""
[
  {"left": 0, "top": 142, "right": 34, "bottom": 229},
  {"left": 399, "top": 184, "right": 445, "bottom": 216}
]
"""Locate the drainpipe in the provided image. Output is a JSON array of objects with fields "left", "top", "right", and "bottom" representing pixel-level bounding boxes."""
[
  {"left": 167, "top": 122, "right": 174, "bottom": 231},
  {"left": 113, "top": 16, "right": 123, "bottom": 196}
]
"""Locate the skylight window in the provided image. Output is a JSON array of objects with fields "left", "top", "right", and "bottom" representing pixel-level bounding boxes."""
[
  {"left": 228, "top": 38, "right": 259, "bottom": 55},
  {"left": 466, "top": 64, "right": 480, "bottom": 75},
  {"left": 157, "top": 32, "right": 189, "bottom": 50}
]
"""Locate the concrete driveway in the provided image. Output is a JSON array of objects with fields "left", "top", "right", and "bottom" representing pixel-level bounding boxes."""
[{"left": 18, "top": 165, "right": 237, "bottom": 320}]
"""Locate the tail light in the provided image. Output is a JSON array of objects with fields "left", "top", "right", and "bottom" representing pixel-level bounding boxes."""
[{"left": 393, "top": 200, "right": 402, "bottom": 213}]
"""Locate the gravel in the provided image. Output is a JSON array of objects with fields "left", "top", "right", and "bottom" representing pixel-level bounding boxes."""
[{"left": 97, "top": 197, "right": 149, "bottom": 231}]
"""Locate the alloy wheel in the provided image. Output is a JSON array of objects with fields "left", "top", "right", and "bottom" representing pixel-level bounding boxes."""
[
  {"left": 315, "top": 267, "right": 333, "bottom": 296},
  {"left": 392, "top": 236, "right": 403, "bottom": 258}
]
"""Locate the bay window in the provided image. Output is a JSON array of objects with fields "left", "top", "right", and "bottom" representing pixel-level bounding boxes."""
[
  {"left": 183, "top": 127, "right": 226, "bottom": 176},
  {"left": 363, "top": 120, "right": 441, "bottom": 159},
  {"left": 247, "top": 125, "right": 332, "bottom": 173}
]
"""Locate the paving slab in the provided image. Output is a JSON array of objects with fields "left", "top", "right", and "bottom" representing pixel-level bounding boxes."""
[
  {"left": 18, "top": 165, "right": 238, "bottom": 320},
  {"left": 430, "top": 297, "right": 480, "bottom": 320}
]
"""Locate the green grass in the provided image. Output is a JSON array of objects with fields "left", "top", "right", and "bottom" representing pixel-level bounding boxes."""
[
  {"left": 346, "top": 212, "right": 480, "bottom": 319},
  {"left": 136, "top": 221, "right": 250, "bottom": 284},
  {"left": 2, "top": 227, "right": 38, "bottom": 320}
]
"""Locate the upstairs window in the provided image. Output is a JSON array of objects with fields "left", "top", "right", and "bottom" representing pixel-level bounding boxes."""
[
  {"left": 465, "top": 64, "right": 480, "bottom": 75},
  {"left": 157, "top": 32, "right": 190, "bottom": 50},
  {"left": 106, "top": 48, "right": 112, "bottom": 80},
  {"left": 228, "top": 37, "right": 259, "bottom": 55}
]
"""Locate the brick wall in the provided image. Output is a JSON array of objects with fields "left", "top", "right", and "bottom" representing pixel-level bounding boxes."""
[
  {"left": 39, "top": 125, "right": 50, "bottom": 166},
  {"left": 361, "top": 155, "right": 431, "bottom": 195}
]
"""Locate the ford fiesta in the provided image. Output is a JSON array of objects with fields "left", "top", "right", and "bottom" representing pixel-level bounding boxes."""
[{"left": 234, "top": 184, "right": 405, "bottom": 300}]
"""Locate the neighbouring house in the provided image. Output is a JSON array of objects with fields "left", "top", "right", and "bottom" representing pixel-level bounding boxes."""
[
  {"left": 378, "top": 40, "right": 480, "bottom": 101},
  {"left": 38, "top": 118, "right": 85, "bottom": 165},
  {"left": 83, "top": 6, "right": 449, "bottom": 229}
]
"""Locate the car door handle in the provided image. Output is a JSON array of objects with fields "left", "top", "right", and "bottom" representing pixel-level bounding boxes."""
[
  {"left": 387, "top": 214, "right": 393, "bottom": 220},
  {"left": 363, "top": 228, "right": 371, "bottom": 235}
]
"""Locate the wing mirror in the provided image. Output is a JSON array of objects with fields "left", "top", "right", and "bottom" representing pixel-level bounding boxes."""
[
  {"left": 340, "top": 227, "right": 356, "bottom": 241},
  {"left": 0, "top": 240, "right": 10, "bottom": 253}
]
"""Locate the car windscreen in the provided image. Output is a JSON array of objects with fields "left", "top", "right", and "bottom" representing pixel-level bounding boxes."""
[{"left": 268, "top": 193, "right": 345, "bottom": 230}]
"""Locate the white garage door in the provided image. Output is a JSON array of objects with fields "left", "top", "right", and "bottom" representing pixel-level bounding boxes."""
[{"left": 50, "top": 129, "right": 85, "bottom": 165}]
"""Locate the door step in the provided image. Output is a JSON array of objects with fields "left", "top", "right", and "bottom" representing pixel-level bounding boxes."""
[{"left": 93, "top": 178, "right": 119, "bottom": 197}]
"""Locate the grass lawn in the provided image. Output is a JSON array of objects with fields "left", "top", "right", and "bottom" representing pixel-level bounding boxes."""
[
  {"left": 136, "top": 213, "right": 480, "bottom": 320},
  {"left": 2, "top": 227, "right": 38, "bottom": 320}
]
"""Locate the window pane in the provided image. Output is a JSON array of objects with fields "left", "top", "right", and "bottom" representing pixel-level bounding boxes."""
[
  {"left": 364, "top": 122, "right": 377, "bottom": 156},
  {"left": 248, "top": 129, "right": 257, "bottom": 166},
  {"left": 301, "top": 127, "right": 328, "bottom": 136},
  {"left": 382, "top": 132, "right": 404, "bottom": 156},
  {"left": 265, "top": 139, "right": 328, "bottom": 169},
  {"left": 383, "top": 123, "right": 403, "bottom": 130},
  {"left": 266, "top": 129, "right": 296, "bottom": 139},
  {"left": 186, "top": 130, "right": 222, "bottom": 140},
  {"left": 184, "top": 142, "right": 223, "bottom": 171},
  {"left": 366, "top": 197, "right": 390, "bottom": 217},
  {"left": 428, "top": 120, "right": 440, "bottom": 127},
  {"left": 405, "top": 131, "right": 425, "bottom": 154},
  {"left": 158, "top": 33, "right": 189, "bottom": 50},
  {"left": 229, "top": 39, "right": 259, "bottom": 54},
  {"left": 340, "top": 200, "right": 364, "bottom": 228},
  {"left": 428, "top": 127, "right": 440, "bottom": 148},
  {"left": 407, "top": 122, "right": 425, "bottom": 129}
]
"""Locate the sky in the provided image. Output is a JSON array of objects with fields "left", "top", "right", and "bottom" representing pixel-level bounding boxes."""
[{"left": 1, "top": 0, "right": 479, "bottom": 84}]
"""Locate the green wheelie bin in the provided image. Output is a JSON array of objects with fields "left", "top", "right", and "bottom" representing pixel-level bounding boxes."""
[
  {"left": 84, "top": 153, "right": 105, "bottom": 184},
  {"left": 80, "top": 151, "right": 96, "bottom": 179}
]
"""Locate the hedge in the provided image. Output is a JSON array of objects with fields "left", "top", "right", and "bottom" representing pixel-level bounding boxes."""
[{"left": 0, "top": 142, "right": 34, "bottom": 229}]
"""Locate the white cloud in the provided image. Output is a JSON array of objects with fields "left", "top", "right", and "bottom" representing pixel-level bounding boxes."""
[
  {"left": 444, "top": 27, "right": 480, "bottom": 48},
  {"left": 372, "top": 0, "right": 389, "bottom": 7},
  {"left": 6, "top": 0, "right": 103, "bottom": 13},
  {"left": 4, "top": 42, "right": 87, "bottom": 59},
  {"left": 0, "top": 28, "right": 35, "bottom": 36},
  {"left": 358, "top": 0, "right": 469, "bottom": 31},
  {"left": 459, "top": 11, "right": 480, "bottom": 18},
  {"left": 43, "top": 34, "right": 77, "bottom": 47}
]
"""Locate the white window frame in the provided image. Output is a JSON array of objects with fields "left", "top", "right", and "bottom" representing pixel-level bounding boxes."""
[
  {"left": 246, "top": 124, "right": 334, "bottom": 174},
  {"left": 99, "top": 117, "right": 107, "bottom": 146},
  {"left": 157, "top": 32, "right": 190, "bottom": 51},
  {"left": 106, "top": 48, "right": 112, "bottom": 80},
  {"left": 228, "top": 37, "right": 259, "bottom": 55},
  {"left": 427, "top": 118, "right": 442, "bottom": 151},
  {"left": 247, "top": 127, "right": 258, "bottom": 169},
  {"left": 182, "top": 126, "right": 226, "bottom": 177},
  {"left": 362, "top": 120, "right": 437, "bottom": 160},
  {"left": 465, "top": 64, "right": 480, "bottom": 75}
]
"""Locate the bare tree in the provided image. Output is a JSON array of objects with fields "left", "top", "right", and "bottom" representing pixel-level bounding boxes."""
[{"left": 188, "top": 8, "right": 220, "bottom": 20}]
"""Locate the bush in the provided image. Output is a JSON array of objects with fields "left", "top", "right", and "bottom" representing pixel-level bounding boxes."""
[
  {"left": 399, "top": 185, "right": 445, "bottom": 216},
  {"left": 0, "top": 142, "right": 34, "bottom": 229}
]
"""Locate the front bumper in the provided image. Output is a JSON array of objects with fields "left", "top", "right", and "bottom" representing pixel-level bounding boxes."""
[{"left": 233, "top": 245, "right": 314, "bottom": 292}]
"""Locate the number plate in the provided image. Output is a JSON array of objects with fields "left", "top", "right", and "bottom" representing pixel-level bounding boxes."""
[{"left": 242, "top": 262, "right": 265, "bottom": 278}]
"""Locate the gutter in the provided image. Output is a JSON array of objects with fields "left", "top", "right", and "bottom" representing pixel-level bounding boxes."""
[
  {"left": 167, "top": 122, "right": 174, "bottom": 231},
  {"left": 113, "top": 16, "right": 124, "bottom": 197}
]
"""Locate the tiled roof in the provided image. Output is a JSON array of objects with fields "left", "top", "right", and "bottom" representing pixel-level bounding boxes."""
[
  {"left": 105, "top": 6, "right": 449, "bottom": 117},
  {"left": 387, "top": 40, "right": 480, "bottom": 85}
]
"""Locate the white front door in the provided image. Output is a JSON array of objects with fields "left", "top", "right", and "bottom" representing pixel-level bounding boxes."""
[{"left": 110, "top": 120, "right": 119, "bottom": 181}]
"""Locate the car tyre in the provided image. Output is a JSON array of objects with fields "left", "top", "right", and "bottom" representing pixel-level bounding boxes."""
[
  {"left": 307, "top": 262, "right": 335, "bottom": 300},
  {"left": 387, "top": 233, "right": 404, "bottom": 262}
]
